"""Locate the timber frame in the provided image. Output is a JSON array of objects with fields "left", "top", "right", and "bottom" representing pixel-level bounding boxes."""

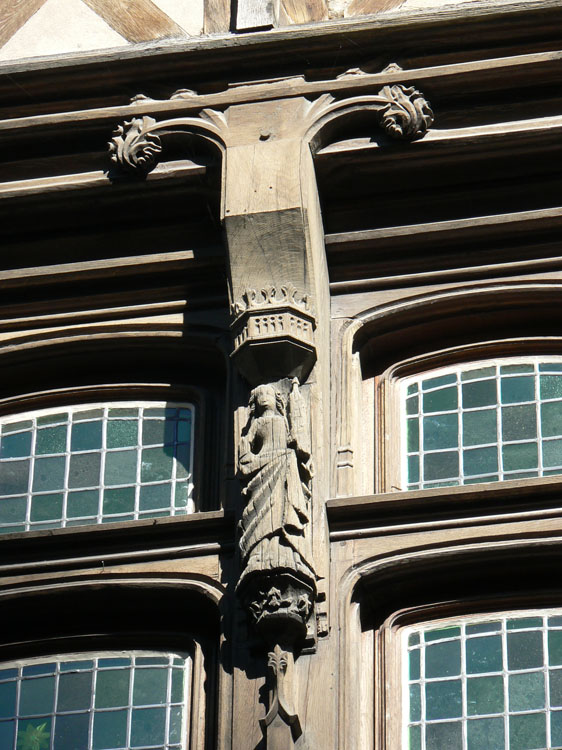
[{"left": 1, "top": 1, "right": 562, "bottom": 747}]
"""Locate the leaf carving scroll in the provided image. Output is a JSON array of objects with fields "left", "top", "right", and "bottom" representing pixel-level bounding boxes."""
[
  {"left": 108, "top": 117, "right": 162, "bottom": 172},
  {"left": 378, "top": 84, "right": 434, "bottom": 140}
]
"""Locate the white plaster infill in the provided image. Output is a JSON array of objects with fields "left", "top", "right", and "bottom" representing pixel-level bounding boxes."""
[
  {"left": 151, "top": 0, "right": 204, "bottom": 35},
  {"left": 0, "top": 0, "right": 128, "bottom": 62}
]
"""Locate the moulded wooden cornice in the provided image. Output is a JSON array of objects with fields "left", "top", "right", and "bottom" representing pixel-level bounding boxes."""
[{"left": 327, "top": 475, "right": 562, "bottom": 539}]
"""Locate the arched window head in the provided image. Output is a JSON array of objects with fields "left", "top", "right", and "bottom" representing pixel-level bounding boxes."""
[
  {"left": 403, "top": 358, "right": 562, "bottom": 491},
  {"left": 0, "top": 401, "right": 194, "bottom": 533}
]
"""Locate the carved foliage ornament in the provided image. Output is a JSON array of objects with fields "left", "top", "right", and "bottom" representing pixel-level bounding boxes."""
[
  {"left": 378, "top": 84, "right": 434, "bottom": 140},
  {"left": 109, "top": 116, "right": 162, "bottom": 172}
]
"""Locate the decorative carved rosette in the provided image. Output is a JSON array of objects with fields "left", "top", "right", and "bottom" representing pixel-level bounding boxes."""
[
  {"left": 230, "top": 286, "right": 317, "bottom": 385},
  {"left": 377, "top": 84, "right": 434, "bottom": 141}
]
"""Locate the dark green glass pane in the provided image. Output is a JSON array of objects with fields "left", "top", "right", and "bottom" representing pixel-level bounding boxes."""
[
  {"left": 407, "top": 384, "right": 418, "bottom": 396},
  {"left": 133, "top": 667, "right": 167, "bottom": 706},
  {"left": 501, "top": 376, "right": 535, "bottom": 404},
  {"left": 544, "top": 470, "right": 562, "bottom": 477},
  {"left": 93, "top": 709, "right": 127, "bottom": 750},
  {"left": 67, "top": 490, "right": 98, "bottom": 518},
  {"left": 23, "top": 664, "right": 55, "bottom": 677},
  {"left": 0, "top": 669, "right": 17, "bottom": 679},
  {"left": 0, "top": 432, "right": 31, "bottom": 459},
  {"left": 501, "top": 364, "right": 534, "bottom": 374},
  {"left": 0, "top": 720, "right": 15, "bottom": 748},
  {"left": 0, "top": 681, "right": 16, "bottom": 719},
  {"left": 425, "top": 640, "right": 461, "bottom": 678},
  {"left": 540, "top": 375, "right": 562, "bottom": 400},
  {"left": 502, "top": 404, "right": 537, "bottom": 441},
  {"left": 38, "top": 413, "right": 66, "bottom": 426},
  {"left": 550, "top": 669, "right": 562, "bottom": 706},
  {"left": 502, "top": 443, "right": 538, "bottom": 472},
  {"left": 107, "top": 420, "right": 138, "bottom": 449},
  {"left": 108, "top": 408, "right": 138, "bottom": 418},
  {"left": 409, "top": 684, "right": 420, "bottom": 722},
  {"left": 409, "top": 633, "right": 420, "bottom": 647},
  {"left": 139, "top": 483, "right": 171, "bottom": 511},
  {"left": 57, "top": 672, "right": 92, "bottom": 712},
  {"left": 424, "top": 452, "right": 459, "bottom": 482},
  {"left": 509, "top": 712, "right": 546, "bottom": 750},
  {"left": 462, "top": 410, "right": 497, "bottom": 448},
  {"left": 16, "top": 718, "right": 51, "bottom": 750},
  {"left": 101, "top": 514, "right": 134, "bottom": 524},
  {"left": 142, "top": 419, "right": 176, "bottom": 446},
  {"left": 550, "top": 617, "right": 562, "bottom": 627},
  {"left": 94, "top": 669, "right": 130, "bottom": 708},
  {"left": 551, "top": 710, "right": 562, "bottom": 747},
  {"left": 509, "top": 671, "right": 545, "bottom": 711},
  {"left": 104, "top": 450, "right": 137, "bottom": 486},
  {"left": 406, "top": 396, "right": 418, "bottom": 416},
  {"left": 507, "top": 631, "right": 543, "bottom": 670},
  {"left": 422, "top": 374, "right": 456, "bottom": 390},
  {"left": 425, "top": 627, "right": 461, "bottom": 642},
  {"left": 3, "top": 421, "right": 32, "bottom": 434},
  {"left": 463, "top": 447, "right": 498, "bottom": 477},
  {"left": 0, "top": 460, "right": 29, "bottom": 495},
  {"left": 141, "top": 448, "right": 174, "bottom": 483},
  {"left": 71, "top": 421, "right": 102, "bottom": 452},
  {"left": 73, "top": 410, "right": 103, "bottom": 422},
  {"left": 466, "top": 636, "right": 502, "bottom": 674},
  {"left": 35, "top": 427, "right": 66, "bottom": 456},
  {"left": 174, "top": 482, "right": 189, "bottom": 509},
  {"left": 540, "top": 363, "right": 562, "bottom": 372},
  {"left": 145, "top": 408, "right": 175, "bottom": 418},
  {"left": 467, "top": 675, "right": 504, "bottom": 715},
  {"left": 30, "top": 494, "right": 62, "bottom": 522},
  {"left": 542, "top": 401, "right": 562, "bottom": 438},
  {"left": 169, "top": 706, "right": 183, "bottom": 744},
  {"left": 54, "top": 713, "right": 89, "bottom": 750},
  {"left": 423, "top": 414, "right": 458, "bottom": 451},
  {"left": 462, "top": 380, "right": 496, "bottom": 409},
  {"left": 424, "top": 481, "right": 460, "bottom": 489},
  {"left": 544, "top": 440, "right": 562, "bottom": 468},
  {"left": 461, "top": 367, "right": 495, "bottom": 382},
  {"left": 407, "top": 419, "right": 419, "bottom": 453},
  {"left": 0, "top": 496, "right": 26, "bottom": 524},
  {"left": 425, "top": 721, "right": 462, "bottom": 750},
  {"left": 549, "top": 631, "right": 562, "bottom": 666},
  {"left": 177, "top": 419, "right": 191, "bottom": 442},
  {"left": 103, "top": 487, "right": 135, "bottom": 515},
  {"left": 171, "top": 668, "right": 185, "bottom": 703},
  {"left": 98, "top": 658, "right": 129, "bottom": 668},
  {"left": 68, "top": 453, "right": 101, "bottom": 489},
  {"left": 130, "top": 707, "right": 166, "bottom": 747},
  {"left": 409, "top": 649, "right": 420, "bottom": 680},
  {"left": 20, "top": 676, "right": 55, "bottom": 715},
  {"left": 423, "top": 387, "right": 457, "bottom": 413},
  {"left": 33, "top": 457, "right": 65, "bottom": 492},
  {"left": 507, "top": 617, "right": 542, "bottom": 630},
  {"left": 466, "top": 621, "right": 501, "bottom": 635},
  {"left": 467, "top": 717, "right": 504, "bottom": 750}
]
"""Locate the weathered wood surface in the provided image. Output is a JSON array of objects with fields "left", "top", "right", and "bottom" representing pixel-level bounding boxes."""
[
  {"left": 81, "top": 0, "right": 186, "bottom": 42},
  {"left": 279, "top": 0, "right": 329, "bottom": 25},
  {"left": 0, "top": 0, "right": 46, "bottom": 48},
  {"left": 203, "top": 0, "right": 231, "bottom": 33},
  {"left": 347, "top": 0, "right": 403, "bottom": 16}
]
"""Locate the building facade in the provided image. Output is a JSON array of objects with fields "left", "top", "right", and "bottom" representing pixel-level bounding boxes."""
[{"left": 1, "top": 0, "right": 562, "bottom": 748}]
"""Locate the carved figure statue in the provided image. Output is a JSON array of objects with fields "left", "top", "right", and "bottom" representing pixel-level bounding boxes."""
[{"left": 238, "top": 379, "right": 316, "bottom": 592}]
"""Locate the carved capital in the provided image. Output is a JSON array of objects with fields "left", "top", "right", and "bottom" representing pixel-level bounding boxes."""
[
  {"left": 377, "top": 84, "right": 434, "bottom": 140},
  {"left": 231, "top": 287, "right": 317, "bottom": 385},
  {"left": 244, "top": 573, "right": 315, "bottom": 644},
  {"left": 108, "top": 117, "right": 162, "bottom": 172}
]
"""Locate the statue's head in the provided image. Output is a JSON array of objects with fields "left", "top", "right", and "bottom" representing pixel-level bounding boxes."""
[{"left": 250, "top": 384, "right": 284, "bottom": 415}]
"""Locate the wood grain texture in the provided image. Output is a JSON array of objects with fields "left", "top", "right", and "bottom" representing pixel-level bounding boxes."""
[
  {"left": 0, "top": 0, "right": 48, "bottom": 48},
  {"left": 347, "top": 0, "right": 404, "bottom": 17},
  {"left": 203, "top": 0, "right": 231, "bottom": 33},
  {"left": 279, "top": 0, "right": 328, "bottom": 25},
  {"left": 81, "top": 0, "right": 186, "bottom": 42}
]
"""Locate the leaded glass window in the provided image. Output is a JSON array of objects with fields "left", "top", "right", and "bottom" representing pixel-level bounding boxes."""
[
  {"left": 0, "top": 402, "right": 194, "bottom": 533},
  {"left": 404, "top": 359, "right": 562, "bottom": 490},
  {"left": 405, "top": 612, "right": 562, "bottom": 750},
  {"left": 0, "top": 651, "right": 190, "bottom": 750}
]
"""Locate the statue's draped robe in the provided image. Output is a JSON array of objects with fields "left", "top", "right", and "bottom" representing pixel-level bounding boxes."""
[{"left": 238, "top": 412, "right": 315, "bottom": 587}]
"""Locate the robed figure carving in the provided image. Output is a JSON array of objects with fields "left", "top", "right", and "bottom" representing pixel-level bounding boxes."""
[{"left": 237, "top": 378, "right": 317, "bottom": 633}]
